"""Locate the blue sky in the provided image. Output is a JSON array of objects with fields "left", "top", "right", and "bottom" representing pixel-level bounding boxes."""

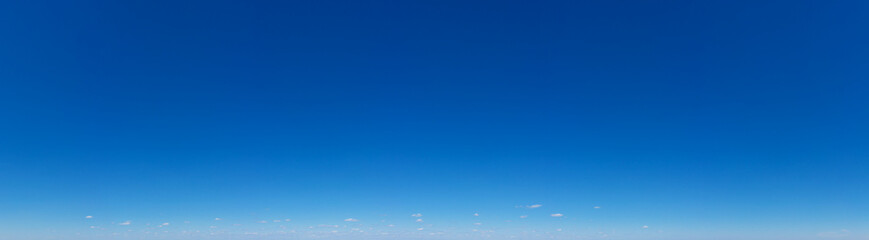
[{"left": 1, "top": 0, "right": 868, "bottom": 239}]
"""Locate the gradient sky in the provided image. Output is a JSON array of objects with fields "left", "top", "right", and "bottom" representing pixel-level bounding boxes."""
[{"left": 1, "top": 0, "right": 868, "bottom": 240}]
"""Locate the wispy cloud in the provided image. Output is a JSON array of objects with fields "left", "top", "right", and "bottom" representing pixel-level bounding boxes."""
[
  {"left": 520, "top": 215, "right": 528, "bottom": 218},
  {"left": 527, "top": 204, "right": 542, "bottom": 209},
  {"left": 85, "top": 216, "right": 93, "bottom": 219},
  {"left": 118, "top": 221, "right": 131, "bottom": 226},
  {"left": 344, "top": 218, "right": 359, "bottom": 222},
  {"left": 594, "top": 206, "right": 601, "bottom": 209},
  {"left": 416, "top": 219, "right": 424, "bottom": 222},
  {"left": 214, "top": 218, "right": 222, "bottom": 221},
  {"left": 411, "top": 213, "right": 422, "bottom": 217},
  {"left": 473, "top": 213, "right": 479, "bottom": 217},
  {"left": 642, "top": 225, "right": 649, "bottom": 229},
  {"left": 550, "top": 213, "right": 563, "bottom": 217}
]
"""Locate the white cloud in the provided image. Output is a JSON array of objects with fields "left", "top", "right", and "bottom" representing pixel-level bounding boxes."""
[
  {"left": 118, "top": 221, "right": 131, "bottom": 226},
  {"left": 85, "top": 216, "right": 93, "bottom": 219},
  {"left": 257, "top": 220, "right": 268, "bottom": 223},
  {"left": 416, "top": 219, "right": 424, "bottom": 222},
  {"left": 556, "top": 228, "right": 562, "bottom": 232},
  {"left": 550, "top": 213, "right": 563, "bottom": 217},
  {"left": 520, "top": 215, "right": 528, "bottom": 219},
  {"left": 527, "top": 204, "right": 542, "bottom": 209},
  {"left": 284, "top": 219, "right": 292, "bottom": 222},
  {"left": 214, "top": 218, "right": 222, "bottom": 221},
  {"left": 473, "top": 223, "right": 482, "bottom": 226},
  {"left": 273, "top": 220, "right": 281, "bottom": 223},
  {"left": 411, "top": 213, "right": 422, "bottom": 217},
  {"left": 161, "top": 222, "right": 169, "bottom": 226},
  {"left": 473, "top": 213, "right": 479, "bottom": 217},
  {"left": 594, "top": 206, "right": 601, "bottom": 209},
  {"left": 344, "top": 218, "right": 359, "bottom": 222},
  {"left": 417, "top": 227, "right": 424, "bottom": 231},
  {"left": 387, "top": 224, "right": 395, "bottom": 227},
  {"left": 642, "top": 225, "right": 649, "bottom": 229}
]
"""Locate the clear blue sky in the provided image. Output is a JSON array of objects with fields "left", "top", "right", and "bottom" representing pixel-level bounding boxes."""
[{"left": 1, "top": 1, "right": 867, "bottom": 240}]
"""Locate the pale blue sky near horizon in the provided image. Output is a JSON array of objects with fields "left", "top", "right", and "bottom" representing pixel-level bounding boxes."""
[{"left": 1, "top": 0, "right": 868, "bottom": 239}]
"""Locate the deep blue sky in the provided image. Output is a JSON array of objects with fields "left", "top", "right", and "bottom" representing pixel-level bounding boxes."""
[{"left": 1, "top": 1, "right": 868, "bottom": 239}]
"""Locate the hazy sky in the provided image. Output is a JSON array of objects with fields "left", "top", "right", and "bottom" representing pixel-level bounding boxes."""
[{"left": 1, "top": 0, "right": 868, "bottom": 240}]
